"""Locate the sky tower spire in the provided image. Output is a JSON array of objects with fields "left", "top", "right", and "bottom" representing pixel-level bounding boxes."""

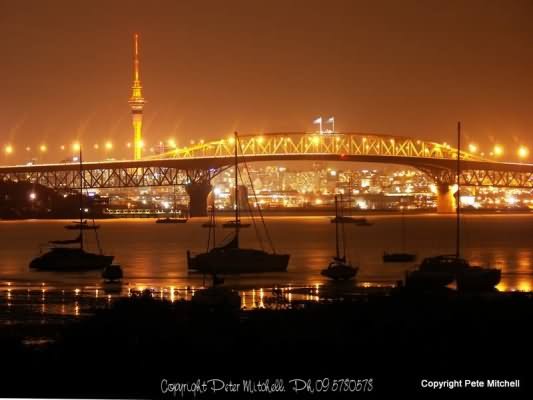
[{"left": 129, "top": 33, "right": 145, "bottom": 160}]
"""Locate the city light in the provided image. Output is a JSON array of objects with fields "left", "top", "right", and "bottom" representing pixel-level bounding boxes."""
[
  {"left": 60, "top": 145, "right": 65, "bottom": 151},
  {"left": 4, "top": 145, "right": 13, "bottom": 154},
  {"left": 167, "top": 139, "right": 176, "bottom": 148},
  {"left": 94, "top": 144, "right": 99, "bottom": 150},
  {"left": 105, "top": 141, "right": 113, "bottom": 150},
  {"left": 126, "top": 142, "right": 132, "bottom": 149},
  {"left": 493, "top": 145, "right": 503, "bottom": 157},
  {"left": 29, "top": 192, "right": 36, "bottom": 201},
  {"left": 468, "top": 143, "right": 478, "bottom": 153},
  {"left": 72, "top": 142, "right": 81, "bottom": 152},
  {"left": 40, "top": 144, "right": 47, "bottom": 152},
  {"left": 26, "top": 147, "right": 31, "bottom": 152},
  {"left": 518, "top": 146, "right": 529, "bottom": 160}
]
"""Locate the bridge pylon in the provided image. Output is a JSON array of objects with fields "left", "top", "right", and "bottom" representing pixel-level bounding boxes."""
[
  {"left": 185, "top": 169, "right": 214, "bottom": 217},
  {"left": 436, "top": 182, "right": 457, "bottom": 213}
]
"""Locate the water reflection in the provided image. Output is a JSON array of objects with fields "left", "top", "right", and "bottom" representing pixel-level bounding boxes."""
[{"left": 1, "top": 215, "right": 533, "bottom": 289}]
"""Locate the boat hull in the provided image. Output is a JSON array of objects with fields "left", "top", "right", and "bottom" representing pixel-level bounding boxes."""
[
  {"left": 383, "top": 252, "right": 416, "bottom": 263},
  {"left": 321, "top": 264, "right": 358, "bottom": 280},
  {"left": 456, "top": 268, "right": 501, "bottom": 292},
  {"left": 156, "top": 218, "right": 187, "bottom": 224},
  {"left": 405, "top": 270, "right": 455, "bottom": 289},
  {"left": 187, "top": 249, "right": 289, "bottom": 274},
  {"left": 330, "top": 216, "right": 367, "bottom": 224},
  {"left": 30, "top": 248, "right": 114, "bottom": 271}
]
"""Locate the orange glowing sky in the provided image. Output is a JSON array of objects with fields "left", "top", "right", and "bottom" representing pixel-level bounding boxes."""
[{"left": 1, "top": 0, "right": 533, "bottom": 162}]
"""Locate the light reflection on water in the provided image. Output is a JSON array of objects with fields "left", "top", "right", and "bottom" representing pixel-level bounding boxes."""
[{"left": 0, "top": 214, "right": 532, "bottom": 319}]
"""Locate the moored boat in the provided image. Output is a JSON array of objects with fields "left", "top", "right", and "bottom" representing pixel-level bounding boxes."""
[
  {"left": 187, "top": 132, "right": 290, "bottom": 275},
  {"left": 321, "top": 195, "right": 358, "bottom": 280}
]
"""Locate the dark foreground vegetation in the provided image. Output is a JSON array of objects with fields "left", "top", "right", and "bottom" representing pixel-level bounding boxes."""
[{"left": 1, "top": 289, "right": 532, "bottom": 397}]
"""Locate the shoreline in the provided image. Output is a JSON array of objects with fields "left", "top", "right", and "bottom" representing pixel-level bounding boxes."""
[{"left": 1, "top": 207, "right": 532, "bottom": 221}]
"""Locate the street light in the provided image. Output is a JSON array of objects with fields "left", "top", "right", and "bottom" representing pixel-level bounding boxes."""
[
  {"left": 72, "top": 142, "right": 81, "bottom": 152},
  {"left": 105, "top": 141, "right": 113, "bottom": 150},
  {"left": 40, "top": 144, "right": 47, "bottom": 153},
  {"left": 468, "top": 143, "right": 478, "bottom": 154},
  {"left": 493, "top": 145, "right": 503, "bottom": 157},
  {"left": 5, "top": 145, "right": 13, "bottom": 154},
  {"left": 518, "top": 146, "right": 529, "bottom": 160}
]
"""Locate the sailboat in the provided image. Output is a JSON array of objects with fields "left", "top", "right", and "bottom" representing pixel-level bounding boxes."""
[
  {"left": 321, "top": 195, "right": 359, "bottom": 280},
  {"left": 453, "top": 122, "right": 501, "bottom": 291},
  {"left": 186, "top": 132, "right": 290, "bottom": 274},
  {"left": 405, "top": 122, "right": 501, "bottom": 290},
  {"left": 383, "top": 204, "right": 416, "bottom": 262},
  {"left": 156, "top": 186, "right": 188, "bottom": 223},
  {"left": 29, "top": 150, "right": 115, "bottom": 271},
  {"left": 65, "top": 219, "right": 100, "bottom": 230}
]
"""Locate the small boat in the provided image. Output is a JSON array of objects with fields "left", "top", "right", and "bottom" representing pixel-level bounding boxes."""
[
  {"left": 222, "top": 220, "right": 250, "bottom": 228},
  {"left": 321, "top": 256, "right": 359, "bottom": 280},
  {"left": 418, "top": 255, "right": 470, "bottom": 274},
  {"left": 355, "top": 220, "right": 373, "bottom": 226},
  {"left": 456, "top": 266, "right": 501, "bottom": 292},
  {"left": 30, "top": 236, "right": 114, "bottom": 271},
  {"left": 321, "top": 195, "right": 358, "bottom": 280},
  {"left": 383, "top": 252, "right": 417, "bottom": 263},
  {"left": 30, "top": 150, "right": 114, "bottom": 272},
  {"left": 155, "top": 217, "right": 188, "bottom": 224},
  {"left": 404, "top": 255, "right": 464, "bottom": 289},
  {"left": 383, "top": 207, "right": 415, "bottom": 262},
  {"left": 404, "top": 123, "right": 501, "bottom": 291},
  {"left": 330, "top": 216, "right": 367, "bottom": 224},
  {"left": 156, "top": 187, "right": 187, "bottom": 224},
  {"left": 102, "top": 264, "right": 124, "bottom": 281},
  {"left": 187, "top": 235, "right": 289, "bottom": 274},
  {"left": 187, "top": 132, "right": 290, "bottom": 275},
  {"left": 65, "top": 220, "right": 100, "bottom": 230}
]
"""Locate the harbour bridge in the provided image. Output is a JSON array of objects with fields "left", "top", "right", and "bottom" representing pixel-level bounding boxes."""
[{"left": 1, "top": 132, "right": 532, "bottom": 216}]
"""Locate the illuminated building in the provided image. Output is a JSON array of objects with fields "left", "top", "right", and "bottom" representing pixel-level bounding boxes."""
[{"left": 129, "top": 33, "right": 145, "bottom": 160}]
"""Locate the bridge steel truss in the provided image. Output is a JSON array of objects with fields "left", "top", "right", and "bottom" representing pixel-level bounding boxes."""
[{"left": 0, "top": 133, "right": 532, "bottom": 190}]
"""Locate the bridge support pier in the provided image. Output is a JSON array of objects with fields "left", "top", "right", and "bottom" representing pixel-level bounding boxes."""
[
  {"left": 185, "top": 182, "right": 212, "bottom": 217},
  {"left": 436, "top": 183, "right": 457, "bottom": 213}
]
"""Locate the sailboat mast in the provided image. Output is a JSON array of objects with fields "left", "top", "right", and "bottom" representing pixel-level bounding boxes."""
[
  {"left": 234, "top": 131, "right": 239, "bottom": 225},
  {"left": 335, "top": 195, "right": 340, "bottom": 259},
  {"left": 79, "top": 149, "right": 84, "bottom": 251},
  {"left": 212, "top": 197, "right": 216, "bottom": 247},
  {"left": 401, "top": 202, "right": 406, "bottom": 252},
  {"left": 233, "top": 131, "right": 240, "bottom": 248},
  {"left": 456, "top": 121, "right": 461, "bottom": 259}
]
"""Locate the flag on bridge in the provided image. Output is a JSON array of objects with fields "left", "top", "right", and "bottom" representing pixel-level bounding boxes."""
[
  {"left": 327, "top": 116, "right": 335, "bottom": 133},
  {"left": 313, "top": 117, "right": 323, "bottom": 133}
]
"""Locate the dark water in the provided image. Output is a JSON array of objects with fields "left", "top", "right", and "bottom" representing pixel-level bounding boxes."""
[{"left": 0, "top": 214, "right": 532, "bottom": 314}]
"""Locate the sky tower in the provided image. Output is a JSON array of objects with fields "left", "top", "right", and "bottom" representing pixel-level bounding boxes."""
[{"left": 129, "top": 33, "right": 145, "bottom": 160}]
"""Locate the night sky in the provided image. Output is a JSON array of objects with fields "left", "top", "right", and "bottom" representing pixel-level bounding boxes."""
[{"left": 1, "top": 0, "right": 532, "bottom": 161}]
